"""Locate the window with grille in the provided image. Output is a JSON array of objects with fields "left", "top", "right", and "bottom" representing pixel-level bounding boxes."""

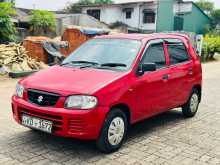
[{"left": 143, "top": 10, "right": 156, "bottom": 24}]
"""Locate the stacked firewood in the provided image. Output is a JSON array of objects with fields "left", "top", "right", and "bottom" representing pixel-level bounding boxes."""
[{"left": 0, "top": 43, "right": 48, "bottom": 72}]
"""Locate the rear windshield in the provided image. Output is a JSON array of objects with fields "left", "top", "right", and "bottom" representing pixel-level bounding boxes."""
[{"left": 62, "top": 38, "right": 142, "bottom": 71}]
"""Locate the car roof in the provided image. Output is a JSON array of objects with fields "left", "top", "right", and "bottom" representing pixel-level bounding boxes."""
[{"left": 95, "top": 33, "right": 190, "bottom": 42}]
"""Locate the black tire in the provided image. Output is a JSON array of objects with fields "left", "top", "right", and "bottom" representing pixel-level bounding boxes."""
[
  {"left": 182, "top": 89, "right": 200, "bottom": 117},
  {"left": 96, "top": 108, "right": 128, "bottom": 153}
]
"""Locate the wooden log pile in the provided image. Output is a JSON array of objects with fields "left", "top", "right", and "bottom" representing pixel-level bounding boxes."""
[{"left": 0, "top": 43, "right": 48, "bottom": 72}]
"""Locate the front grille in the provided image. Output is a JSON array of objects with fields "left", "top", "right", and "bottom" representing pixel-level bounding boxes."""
[
  {"left": 19, "top": 108, "right": 63, "bottom": 131},
  {"left": 27, "top": 89, "right": 60, "bottom": 107}
]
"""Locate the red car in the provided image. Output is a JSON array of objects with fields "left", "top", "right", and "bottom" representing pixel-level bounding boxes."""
[{"left": 12, "top": 33, "right": 202, "bottom": 153}]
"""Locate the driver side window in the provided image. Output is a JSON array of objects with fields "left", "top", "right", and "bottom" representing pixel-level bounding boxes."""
[{"left": 142, "top": 41, "right": 166, "bottom": 69}]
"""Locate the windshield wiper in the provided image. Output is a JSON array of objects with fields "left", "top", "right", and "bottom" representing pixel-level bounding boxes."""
[
  {"left": 100, "top": 63, "right": 127, "bottom": 67},
  {"left": 61, "top": 60, "right": 99, "bottom": 66}
]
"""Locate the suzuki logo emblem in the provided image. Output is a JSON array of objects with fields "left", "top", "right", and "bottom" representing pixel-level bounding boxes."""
[{"left": 37, "top": 96, "right": 43, "bottom": 103}]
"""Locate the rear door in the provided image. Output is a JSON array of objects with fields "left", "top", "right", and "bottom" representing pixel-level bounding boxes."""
[{"left": 164, "top": 38, "right": 194, "bottom": 108}]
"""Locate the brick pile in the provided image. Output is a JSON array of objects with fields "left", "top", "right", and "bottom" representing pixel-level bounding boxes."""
[
  {"left": 23, "top": 36, "right": 52, "bottom": 64},
  {"left": 61, "top": 28, "right": 93, "bottom": 56}
]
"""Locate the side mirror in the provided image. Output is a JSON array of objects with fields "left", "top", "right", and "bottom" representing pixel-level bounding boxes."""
[{"left": 137, "top": 63, "right": 156, "bottom": 75}]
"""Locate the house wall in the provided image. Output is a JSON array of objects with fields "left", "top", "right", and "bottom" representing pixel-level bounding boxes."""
[
  {"left": 173, "top": 2, "right": 192, "bottom": 13},
  {"left": 157, "top": 1, "right": 210, "bottom": 34},
  {"left": 120, "top": 4, "right": 140, "bottom": 29},
  {"left": 139, "top": 3, "right": 157, "bottom": 31},
  {"left": 181, "top": 4, "right": 210, "bottom": 34},
  {"left": 82, "top": 3, "right": 157, "bottom": 31},
  {"left": 82, "top": 6, "right": 122, "bottom": 24},
  {"left": 156, "top": 0, "right": 175, "bottom": 32},
  {"left": 56, "top": 14, "right": 109, "bottom": 35},
  {"left": 82, "top": 1, "right": 210, "bottom": 34}
]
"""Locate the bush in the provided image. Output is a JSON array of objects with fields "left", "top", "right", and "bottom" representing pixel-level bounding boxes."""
[
  {"left": 0, "top": 2, "right": 16, "bottom": 43},
  {"left": 30, "top": 10, "right": 56, "bottom": 35},
  {"left": 202, "top": 35, "right": 220, "bottom": 61}
]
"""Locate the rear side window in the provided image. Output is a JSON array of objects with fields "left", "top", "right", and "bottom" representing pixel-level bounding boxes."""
[
  {"left": 166, "top": 39, "right": 190, "bottom": 65},
  {"left": 142, "top": 42, "right": 166, "bottom": 69}
]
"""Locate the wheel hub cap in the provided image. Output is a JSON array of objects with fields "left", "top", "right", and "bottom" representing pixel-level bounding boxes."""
[
  {"left": 108, "top": 117, "right": 125, "bottom": 146},
  {"left": 190, "top": 94, "right": 199, "bottom": 113}
]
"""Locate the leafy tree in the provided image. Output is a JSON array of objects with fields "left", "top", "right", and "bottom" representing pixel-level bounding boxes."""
[
  {"left": 0, "top": 2, "right": 16, "bottom": 43},
  {"left": 94, "top": 0, "right": 112, "bottom": 4},
  {"left": 78, "top": 0, "right": 93, "bottom": 5},
  {"left": 10, "top": 0, "right": 15, "bottom": 7},
  {"left": 195, "top": 0, "right": 214, "bottom": 14},
  {"left": 211, "top": 9, "right": 220, "bottom": 26},
  {"left": 65, "top": 0, "right": 93, "bottom": 13},
  {"left": 30, "top": 10, "right": 56, "bottom": 35},
  {"left": 65, "top": 0, "right": 113, "bottom": 13}
]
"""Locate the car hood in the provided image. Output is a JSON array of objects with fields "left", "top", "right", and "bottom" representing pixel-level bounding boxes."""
[{"left": 21, "top": 65, "right": 126, "bottom": 96}]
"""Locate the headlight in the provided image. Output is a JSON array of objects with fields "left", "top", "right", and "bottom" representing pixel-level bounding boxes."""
[
  {"left": 65, "top": 95, "right": 98, "bottom": 109},
  {"left": 16, "top": 83, "right": 24, "bottom": 98}
]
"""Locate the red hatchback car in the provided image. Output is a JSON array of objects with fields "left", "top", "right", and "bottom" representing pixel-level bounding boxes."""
[{"left": 12, "top": 33, "right": 202, "bottom": 152}]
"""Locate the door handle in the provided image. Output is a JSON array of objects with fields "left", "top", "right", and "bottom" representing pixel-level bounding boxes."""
[
  {"left": 188, "top": 68, "right": 193, "bottom": 75},
  {"left": 162, "top": 74, "right": 170, "bottom": 80}
]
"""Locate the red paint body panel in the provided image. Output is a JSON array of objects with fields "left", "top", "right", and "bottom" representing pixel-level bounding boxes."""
[{"left": 12, "top": 33, "right": 202, "bottom": 140}]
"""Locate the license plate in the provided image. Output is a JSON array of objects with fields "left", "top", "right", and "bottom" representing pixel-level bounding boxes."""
[{"left": 22, "top": 114, "right": 53, "bottom": 133}]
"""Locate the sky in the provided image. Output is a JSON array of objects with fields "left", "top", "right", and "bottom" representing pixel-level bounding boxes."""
[{"left": 15, "top": 0, "right": 220, "bottom": 11}]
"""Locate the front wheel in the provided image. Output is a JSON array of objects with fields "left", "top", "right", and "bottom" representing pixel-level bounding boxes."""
[
  {"left": 182, "top": 89, "right": 200, "bottom": 117},
  {"left": 96, "top": 109, "right": 128, "bottom": 153}
]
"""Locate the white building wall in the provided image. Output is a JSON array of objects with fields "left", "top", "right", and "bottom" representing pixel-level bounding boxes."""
[
  {"left": 139, "top": 3, "right": 157, "bottom": 31},
  {"left": 82, "top": 6, "right": 122, "bottom": 24},
  {"left": 173, "top": 3, "right": 192, "bottom": 14},
  {"left": 100, "top": 6, "right": 122, "bottom": 24},
  {"left": 120, "top": 4, "right": 140, "bottom": 29},
  {"left": 82, "top": 2, "right": 158, "bottom": 31}
]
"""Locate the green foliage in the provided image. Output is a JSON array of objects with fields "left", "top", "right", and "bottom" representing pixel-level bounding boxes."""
[
  {"left": 211, "top": 9, "right": 220, "bottom": 26},
  {"left": 65, "top": 0, "right": 93, "bottom": 13},
  {"left": 198, "top": 1, "right": 220, "bottom": 34},
  {"left": 30, "top": 10, "right": 56, "bottom": 35},
  {"left": 202, "top": 35, "right": 220, "bottom": 61},
  {"left": 0, "top": 2, "right": 16, "bottom": 16},
  {"left": 195, "top": 0, "right": 214, "bottom": 14},
  {"left": 11, "top": 0, "right": 15, "bottom": 7},
  {"left": 94, "top": 0, "right": 112, "bottom": 4},
  {"left": 204, "top": 9, "right": 220, "bottom": 35},
  {"left": 78, "top": 0, "right": 93, "bottom": 5},
  {"left": 0, "top": 2, "right": 16, "bottom": 43},
  {"left": 65, "top": 0, "right": 113, "bottom": 13}
]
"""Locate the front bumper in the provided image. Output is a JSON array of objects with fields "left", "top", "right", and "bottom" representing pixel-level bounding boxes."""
[{"left": 12, "top": 96, "right": 109, "bottom": 140}]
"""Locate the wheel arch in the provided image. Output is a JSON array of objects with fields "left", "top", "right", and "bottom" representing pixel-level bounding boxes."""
[{"left": 110, "top": 103, "right": 131, "bottom": 125}]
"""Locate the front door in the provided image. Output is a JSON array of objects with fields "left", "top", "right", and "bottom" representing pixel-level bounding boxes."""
[{"left": 134, "top": 39, "right": 172, "bottom": 119}]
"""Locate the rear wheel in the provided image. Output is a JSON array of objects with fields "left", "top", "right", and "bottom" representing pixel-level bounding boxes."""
[
  {"left": 96, "top": 109, "right": 128, "bottom": 153},
  {"left": 182, "top": 89, "right": 200, "bottom": 117}
]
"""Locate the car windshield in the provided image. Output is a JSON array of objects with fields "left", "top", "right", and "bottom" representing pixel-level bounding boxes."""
[{"left": 62, "top": 38, "right": 142, "bottom": 71}]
